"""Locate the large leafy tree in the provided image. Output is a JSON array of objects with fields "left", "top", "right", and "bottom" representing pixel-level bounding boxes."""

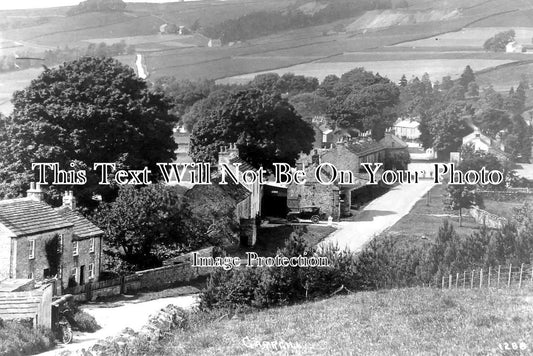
[
  {"left": 0, "top": 57, "right": 178, "bottom": 206},
  {"left": 189, "top": 88, "right": 314, "bottom": 169},
  {"left": 328, "top": 68, "right": 400, "bottom": 139},
  {"left": 92, "top": 185, "right": 187, "bottom": 271}
]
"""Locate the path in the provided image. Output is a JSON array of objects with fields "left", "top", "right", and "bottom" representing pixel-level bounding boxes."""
[
  {"left": 39, "top": 294, "right": 198, "bottom": 355},
  {"left": 320, "top": 180, "right": 435, "bottom": 252},
  {"left": 135, "top": 53, "right": 148, "bottom": 79}
]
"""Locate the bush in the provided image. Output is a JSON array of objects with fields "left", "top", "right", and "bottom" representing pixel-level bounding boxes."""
[
  {"left": 0, "top": 320, "right": 55, "bottom": 356},
  {"left": 72, "top": 310, "right": 100, "bottom": 332},
  {"left": 65, "top": 302, "right": 100, "bottom": 332},
  {"left": 199, "top": 232, "right": 360, "bottom": 311}
]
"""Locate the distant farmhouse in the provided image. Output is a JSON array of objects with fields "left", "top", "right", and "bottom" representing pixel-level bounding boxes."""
[
  {"left": 208, "top": 39, "right": 222, "bottom": 47},
  {"left": 0, "top": 185, "right": 103, "bottom": 291},
  {"left": 160, "top": 23, "right": 188, "bottom": 35},
  {"left": 393, "top": 118, "right": 421, "bottom": 140},
  {"left": 506, "top": 41, "right": 524, "bottom": 53}
]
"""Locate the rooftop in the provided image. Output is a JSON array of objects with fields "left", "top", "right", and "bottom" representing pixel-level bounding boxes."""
[
  {"left": 0, "top": 198, "right": 73, "bottom": 237},
  {"left": 55, "top": 207, "right": 103, "bottom": 240}
]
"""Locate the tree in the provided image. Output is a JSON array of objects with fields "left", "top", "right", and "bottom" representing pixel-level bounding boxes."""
[
  {"left": 399, "top": 74, "right": 408, "bottom": 87},
  {"left": 0, "top": 57, "right": 177, "bottom": 207},
  {"left": 459, "top": 65, "right": 475, "bottom": 88},
  {"left": 316, "top": 74, "right": 340, "bottom": 98},
  {"left": 152, "top": 77, "right": 215, "bottom": 118},
  {"left": 483, "top": 29, "right": 515, "bottom": 52},
  {"left": 189, "top": 88, "right": 314, "bottom": 169},
  {"left": 92, "top": 185, "right": 187, "bottom": 271},
  {"left": 289, "top": 93, "right": 330, "bottom": 119},
  {"left": 182, "top": 89, "right": 231, "bottom": 132},
  {"left": 444, "top": 184, "right": 476, "bottom": 226},
  {"left": 428, "top": 103, "right": 471, "bottom": 158}
]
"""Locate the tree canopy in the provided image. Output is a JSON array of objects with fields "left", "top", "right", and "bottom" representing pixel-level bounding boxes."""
[
  {"left": 189, "top": 88, "right": 314, "bottom": 169},
  {"left": 483, "top": 29, "right": 515, "bottom": 52},
  {"left": 0, "top": 57, "right": 177, "bottom": 206}
]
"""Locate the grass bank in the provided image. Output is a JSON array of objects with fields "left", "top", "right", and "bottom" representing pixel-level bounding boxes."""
[{"left": 154, "top": 287, "right": 533, "bottom": 355}]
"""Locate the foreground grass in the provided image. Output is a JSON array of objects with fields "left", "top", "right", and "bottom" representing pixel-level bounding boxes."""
[{"left": 157, "top": 287, "right": 533, "bottom": 355}]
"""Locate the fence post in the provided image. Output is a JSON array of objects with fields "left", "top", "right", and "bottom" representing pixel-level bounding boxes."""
[
  {"left": 480, "top": 269, "right": 483, "bottom": 288},
  {"left": 449, "top": 274, "right": 452, "bottom": 289},
  {"left": 488, "top": 267, "right": 491, "bottom": 288},
  {"left": 456, "top": 273, "right": 459, "bottom": 288},
  {"left": 463, "top": 271, "right": 466, "bottom": 289},
  {"left": 497, "top": 265, "right": 501, "bottom": 288},
  {"left": 508, "top": 264, "right": 512, "bottom": 288},
  {"left": 471, "top": 270, "right": 474, "bottom": 289},
  {"left": 519, "top": 264, "right": 524, "bottom": 289}
]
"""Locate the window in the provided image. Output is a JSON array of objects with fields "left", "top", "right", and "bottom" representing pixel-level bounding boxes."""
[
  {"left": 89, "top": 238, "right": 95, "bottom": 253},
  {"left": 88, "top": 263, "right": 95, "bottom": 279},
  {"left": 72, "top": 241, "right": 79, "bottom": 256},
  {"left": 71, "top": 267, "right": 77, "bottom": 282},
  {"left": 58, "top": 234, "right": 64, "bottom": 252},
  {"left": 27, "top": 272, "right": 33, "bottom": 279},
  {"left": 29, "top": 240, "right": 35, "bottom": 259}
]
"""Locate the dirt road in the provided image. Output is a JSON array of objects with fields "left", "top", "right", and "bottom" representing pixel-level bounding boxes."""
[
  {"left": 39, "top": 294, "right": 198, "bottom": 355},
  {"left": 320, "top": 180, "right": 435, "bottom": 252}
]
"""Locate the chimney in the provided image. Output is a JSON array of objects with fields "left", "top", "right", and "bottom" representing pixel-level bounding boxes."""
[
  {"left": 27, "top": 182, "right": 44, "bottom": 202},
  {"left": 218, "top": 143, "right": 240, "bottom": 165},
  {"left": 62, "top": 190, "right": 76, "bottom": 210}
]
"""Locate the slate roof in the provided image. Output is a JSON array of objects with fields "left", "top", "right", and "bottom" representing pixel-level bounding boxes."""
[
  {"left": 210, "top": 171, "right": 251, "bottom": 203},
  {"left": 346, "top": 140, "right": 385, "bottom": 157},
  {"left": 0, "top": 198, "right": 73, "bottom": 237},
  {"left": 229, "top": 156, "right": 257, "bottom": 172},
  {"left": 55, "top": 207, "right": 103, "bottom": 241}
]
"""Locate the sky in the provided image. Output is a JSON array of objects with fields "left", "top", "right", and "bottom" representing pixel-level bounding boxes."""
[{"left": 0, "top": 1, "right": 190, "bottom": 11}]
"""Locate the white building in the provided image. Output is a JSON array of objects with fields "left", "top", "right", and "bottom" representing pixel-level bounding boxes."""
[
  {"left": 393, "top": 118, "right": 420, "bottom": 140},
  {"left": 506, "top": 41, "right": 524, "bottom": 53}
]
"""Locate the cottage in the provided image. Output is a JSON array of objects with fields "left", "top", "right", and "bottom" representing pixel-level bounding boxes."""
[
  {"left": 208, "top": 39, "right": 222, "bottom": 47},
  {"left": 462, "top": 128, "right": 509, "bottom": 161},
  {"left": 0, "top": 184, "right": 103, "bottom": 291},
  {"left": 506, "top": 41, "right": 524, "bottom": 53}
]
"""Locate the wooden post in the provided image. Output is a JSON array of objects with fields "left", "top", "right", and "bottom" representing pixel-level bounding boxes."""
[
  {"left": 449, "top": 274, "right": 452, "bottom": 289},
  {"left": 497, "top": 265, "right": 501, "bottom": 288},
  {"left": 480, "top": 268, "right": 483, "bottom": 288},
  {"left": 488, "top": 267, "right": 491, "bottom": 288},
  {"left": 471, "top": 270, "right": 474, "bottom": 289},
  {"left": 456, "top": 273, "right": 459, "bottom": 288},
  {"left": 519, "top": 264, "right": 524, "bottom": 289},
  {"left": 463, "top": 271, "right": 466, "bottom": 289},
  {"left": 508, "top": 264, "right": 512, "bottom": 288}
]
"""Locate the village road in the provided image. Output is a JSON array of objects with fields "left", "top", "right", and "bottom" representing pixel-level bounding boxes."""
[
  {"left": 319, "top": 180, "right": 435, "bottom": 252},
  {"left": 38, "top": 294, "right": 199, "bottom": 355}
]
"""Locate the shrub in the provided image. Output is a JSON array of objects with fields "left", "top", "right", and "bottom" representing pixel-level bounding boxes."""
[
  {"left": 199, "top": 232, "right": 360, "bottom": 311},
  {"left": 72, "top": 310, "right": 100, "bottom": 332},
  {"left": 0, "top": 320, "right": 55, "bottom": 356}
]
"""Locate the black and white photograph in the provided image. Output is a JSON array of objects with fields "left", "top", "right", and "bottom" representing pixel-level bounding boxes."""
[{"left": 0, "top": 0, "right": 532, "bottom": 355}]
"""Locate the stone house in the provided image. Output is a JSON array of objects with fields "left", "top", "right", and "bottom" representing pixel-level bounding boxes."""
[
  {"left": 208, "top": 39, "right": 222, "bottom": 47},
  {"left": 288, "top": 132, "right": 409, "bottom": 219},
  {"left": 393, "top": 118, "right": 420, "bottom": 140},
  {"left": 0, "top": 184, "right": 103, "bottom": 291},
  {"left": 506, "top": 41, "right": 524, "bottom": 53}
]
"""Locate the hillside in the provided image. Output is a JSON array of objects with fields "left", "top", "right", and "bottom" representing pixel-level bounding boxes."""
[{"left": 153, "top": 287, "right": 533, "bottom": 355}]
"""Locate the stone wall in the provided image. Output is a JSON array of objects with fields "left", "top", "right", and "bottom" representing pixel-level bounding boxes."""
[{"left": 469, "top": 207, "right": 507, "bottom": 229}]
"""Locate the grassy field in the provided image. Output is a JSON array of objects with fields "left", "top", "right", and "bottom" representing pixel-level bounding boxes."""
[
  {"left": 395, "top": 27, "right": 533, "bottom": 48},
  {"left": 387, "top": 183, "right": 480, "bottom": 240},
  {"left": 155, "top": 287, "right": 533, "bottom": 355},
  {"left": 482, "top": 195, "right": 533, "bottom": 220},
  {"left": 216, "top": 58, "right": 517, "bottom": 84}
]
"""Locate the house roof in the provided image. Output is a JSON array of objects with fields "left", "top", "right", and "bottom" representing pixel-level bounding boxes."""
[
  {"left": 345, "top": 140, "right": 385, "bottom": 157},
  {"left": 229, "top": 156, "right": 257, "bottom": 172},
  {"left": 55, "top": 207, "right": 103, "bottom": 240},
  {"left": 380, "top": 133, "right": 408, "bottom": 149},
  {"left": 394, "top": 119, "right": 420, "bottom": 128},
  {"left": 211, "top": 171, "right": 251, "bottom": 203},
  {"left": 0, "top": 198, "right": 73, "bottom": 237}
]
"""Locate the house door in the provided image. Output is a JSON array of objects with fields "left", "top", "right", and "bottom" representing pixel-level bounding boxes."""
[{"left": 79, "top": 265, "right": 85, "bottom": 285}]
